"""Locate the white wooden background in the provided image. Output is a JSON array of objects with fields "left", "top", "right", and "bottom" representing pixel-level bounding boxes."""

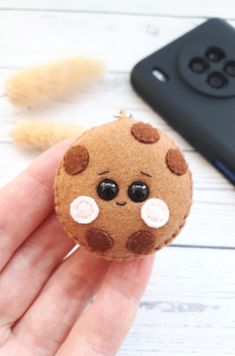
[{"left": 0, "top": 1, "right": 235, "bottom": 355}]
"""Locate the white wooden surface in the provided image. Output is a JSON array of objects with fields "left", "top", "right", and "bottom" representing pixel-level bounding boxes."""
[{"left": 0, "top": 1, "right": 235, "bottom": 355}]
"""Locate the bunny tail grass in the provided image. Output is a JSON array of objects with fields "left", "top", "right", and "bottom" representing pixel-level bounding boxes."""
[
  {"left": 11, "top": 121, "right": 87, "bottom": 150},
  {"left": 6, "top": 56, "right": 105, "bottom": 108}
]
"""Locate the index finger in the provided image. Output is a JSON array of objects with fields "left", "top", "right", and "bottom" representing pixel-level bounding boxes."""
[{"left": 0, "top": 138, "right": 73, "bottom": 271}]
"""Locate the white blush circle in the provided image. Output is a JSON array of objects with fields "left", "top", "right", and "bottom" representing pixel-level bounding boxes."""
[
  {"left": 70, "top": 196, "right": 99, "bottom": 224},
  {"left": 141, "top": 198, "right": 169, "bottom": 228}
]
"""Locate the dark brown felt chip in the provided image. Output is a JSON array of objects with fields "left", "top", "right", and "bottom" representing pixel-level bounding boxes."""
[
  {"left": 131, "top": 122, "right": 160, "bottom": 144},
  {"left": 63, "top": 145, "right": 89, "bottom": 175},
  {"left": 166, "top": 148, "right": 188, "bottom": 175},
  {"left": 86, "top": 228, "right": 114, "bottom": 252},
  {"left": 126, "top": 230, "right": 156, "bottom": 254}
]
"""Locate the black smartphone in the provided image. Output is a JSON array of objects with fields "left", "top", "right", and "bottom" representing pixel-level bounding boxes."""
[{"left": 131, "top": 18, "right": 235, "bottom": 185}]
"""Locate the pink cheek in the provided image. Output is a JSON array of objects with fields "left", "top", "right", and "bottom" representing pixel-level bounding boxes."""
[
  {"left": 146, "top": 206, "right": 159, "bottom": 221},
  {"left": 70, "top": 196, "right": 99, "bottom": 224},
  {"left": 141, "top": 198, "right": 170, "bottom": 228}
]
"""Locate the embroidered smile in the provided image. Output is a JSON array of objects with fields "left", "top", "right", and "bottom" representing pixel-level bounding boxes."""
[{"left": 116, "top": 201, "right": 127, "bottom": 206}]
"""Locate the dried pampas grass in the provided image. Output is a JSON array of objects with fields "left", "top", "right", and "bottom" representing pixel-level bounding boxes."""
[
  {"left": 6, "top": 56, "right": 104, "bottom": 108},
  {"left": 11, "top": 121, "right": 87, "bottom": 150}
]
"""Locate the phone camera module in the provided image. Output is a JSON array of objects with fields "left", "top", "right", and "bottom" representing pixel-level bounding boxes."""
[
  {"left": 207, "top": 71, "right": 228, "bottom": 89},
  {"left": 189, "top": 57, "right": 209, "bottom": 73},
  {"left": 205, "top": 47, "right": 225, "bottom": 62},
  {"left": 224, "top": 60, "right": 235, "bottom": 77}
]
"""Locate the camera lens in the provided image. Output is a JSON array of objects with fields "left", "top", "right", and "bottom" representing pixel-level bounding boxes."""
[
  {"left": 205, "top": 47, "right": 225, "bottom": 62},
  {"left": 207, "top": 72, "right": 228, "bottom": 89},
  {"left": 224, "top": 60, "right": 235, "bottom": 77},
  {"left": 189, "top": 57, "right": 209, "bottom": 73}
]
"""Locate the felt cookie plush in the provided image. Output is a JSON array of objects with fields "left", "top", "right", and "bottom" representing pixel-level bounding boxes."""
[{"left": 55, "top": 111, "right": 192, "bottom": 260}]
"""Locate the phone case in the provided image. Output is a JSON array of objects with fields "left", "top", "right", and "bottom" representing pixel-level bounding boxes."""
[{"left": 131, "top": 18, "right": 235, "bottom": 185}]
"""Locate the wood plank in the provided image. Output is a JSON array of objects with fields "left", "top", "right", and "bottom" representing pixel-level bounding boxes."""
[
  {"left": 0, "top": 12, "right": 206, "bottom": 71},
  {"left": 0, "top": 10, "right": 233, "bottom": 73},
  {"left": 119, "top": 246, "right": 235, "bottom": 355},
  {"left": 0, "top": 0, "right": 235, "bottom": 19}
]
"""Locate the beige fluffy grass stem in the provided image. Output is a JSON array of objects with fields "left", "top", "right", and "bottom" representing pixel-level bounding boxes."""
[
  {"left": 6, "top": 56, "right": 105, "bottom": 108},
  {"left": 11, "top": 121, "right": 87, "bottom": 150}
]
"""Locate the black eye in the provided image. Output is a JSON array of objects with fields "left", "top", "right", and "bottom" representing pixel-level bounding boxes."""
[
  {"left": 97, "top": 179, "right": 119, "bottom": 201},
  {"left": 128, "top": 181, "right": 149, "bottom": 202}
]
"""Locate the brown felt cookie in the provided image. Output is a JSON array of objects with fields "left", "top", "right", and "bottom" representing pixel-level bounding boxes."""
[{"left": 55, "top": 112, "right": 192, "bottom": 260}]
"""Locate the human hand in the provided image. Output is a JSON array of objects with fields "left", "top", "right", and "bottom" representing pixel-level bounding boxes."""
[{"left": 0, "top": 140, "right": 154, "bottom": 356}]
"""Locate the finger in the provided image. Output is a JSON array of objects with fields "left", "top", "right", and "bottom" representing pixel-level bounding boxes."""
[
  {"left": 57, "top": 255, "right": 155, "bottom": 356},
  {"left": 14, "top": 249, "right": 110, "bottom": 355},
  {"left": 0, "top": 138, "right": 73, "bottom": 271},
  {"left": 0, "top": 213, "right": 74, "bottom": 328}
]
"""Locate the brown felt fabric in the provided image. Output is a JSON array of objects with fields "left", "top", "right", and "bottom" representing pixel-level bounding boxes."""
[
  {"left": 63, "top": 145, "right": 89, "bottom": 175},
  {"left": 86, "top": 228, "right": 114, "bottom": 252},
  {"left": 131, "top": 122, "right": 160, "bottom": 144},
  {"left": 126, "top": 230, "right": 156, "bottom": 255},
  {"left": 166, "top": 148, "right": 188, "bottom": 175},
  {"left": 55, "top": 117, "right": 192, "bottom": 260}
]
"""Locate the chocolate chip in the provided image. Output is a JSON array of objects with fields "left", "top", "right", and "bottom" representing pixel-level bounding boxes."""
[
  {"left": 63, "top": 145, "right": 89, "bottom": 175},
  {"left": 166, "top": 148, "right": 188, "bottom": 175},
  {"left": 86, "top": 228, "right": 114, "bottom": 252},
  {"left": 126, "top": 230, "right": 156, "bottom": 254},
  {"left": 131, "top": 122, "right": 160, "bottom": 144}
]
